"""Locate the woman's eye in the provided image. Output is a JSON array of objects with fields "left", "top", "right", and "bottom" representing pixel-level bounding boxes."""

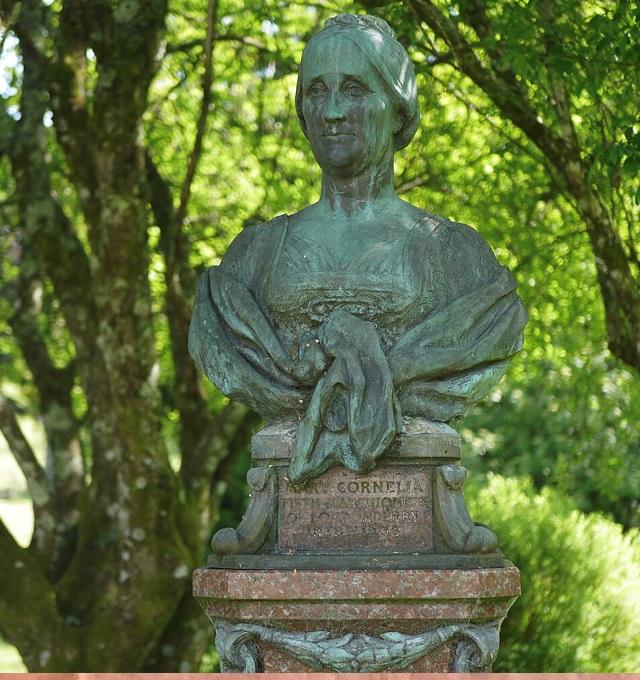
[
  {"left": 307, "top": 84, "right": 326, "bottom": 97},
  {"left": 344, "top": 84, "right": 365, "bottom": 97}
]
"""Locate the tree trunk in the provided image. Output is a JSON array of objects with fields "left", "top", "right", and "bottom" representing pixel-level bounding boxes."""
[{"left": 0, "top": 0, "right": 253, "bottom": 670}]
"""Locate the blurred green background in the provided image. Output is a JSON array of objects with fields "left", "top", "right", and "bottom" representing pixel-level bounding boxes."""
[{"left": 1, "top": 0, "right": 638, "bottom": 672}]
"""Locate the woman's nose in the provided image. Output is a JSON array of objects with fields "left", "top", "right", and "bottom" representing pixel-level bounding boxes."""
[{"left": 323, "top": 90, "right": 346, "bottom": 123}]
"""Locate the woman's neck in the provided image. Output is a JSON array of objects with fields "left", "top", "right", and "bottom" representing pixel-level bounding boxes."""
[{"left": 319, "top": 160, "right": 398, "bottom": 218}]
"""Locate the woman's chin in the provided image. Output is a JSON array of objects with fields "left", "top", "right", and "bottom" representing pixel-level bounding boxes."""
[
  {"left": 311, "top": 147, "right": 361, "bottom": 174},
  {"left": 318, "top": 154, "right": 356, "bottom": 172}
]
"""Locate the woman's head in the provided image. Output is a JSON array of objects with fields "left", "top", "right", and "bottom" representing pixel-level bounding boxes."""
[{"left": 295, "top": 14, "right": 419, "bottom": 156}]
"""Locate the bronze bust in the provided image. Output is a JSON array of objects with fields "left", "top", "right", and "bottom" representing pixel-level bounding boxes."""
[{"left": 189, "top": 14, "right": 527, "bottom": 486}]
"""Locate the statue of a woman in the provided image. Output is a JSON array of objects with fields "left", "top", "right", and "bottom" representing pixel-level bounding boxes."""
[{"left": 189, "top": 14, "right": 526, "bottom": 486}]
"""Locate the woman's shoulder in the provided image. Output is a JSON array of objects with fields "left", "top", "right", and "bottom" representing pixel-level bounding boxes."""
[
  {"left": 404, "top": 205, "right": 484, "bottom": 242},
  {"left": 409, "top": 208, "right": 496, "bottom": 255},
  {"left": 220, "top": 215, "right": 288, "bottom": 280},
  {"left": 404, "top": 207, "right": 503, "bottom": 288},
  {"left": 224, "top": 214, "right": 287, "bottom": 255},
  {"left": 442, "top": 220, "right": 501, "bottom": 276}
]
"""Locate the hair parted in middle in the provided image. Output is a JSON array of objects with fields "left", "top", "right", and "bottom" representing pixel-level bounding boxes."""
[{"left": 295, "top": 13, "right": 420, "bottom": 151}]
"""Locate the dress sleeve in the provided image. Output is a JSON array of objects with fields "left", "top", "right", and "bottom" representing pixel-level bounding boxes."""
[
  {"left": 188, "top": 222, "right": 309, "bottom": 420},
  {"left": 388, "top": 220, "right": 527, "bottom": 421}
]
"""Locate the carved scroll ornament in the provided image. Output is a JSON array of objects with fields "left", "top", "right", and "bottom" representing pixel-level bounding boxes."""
[{"left": 214, "top": 619, "right": 502, "bottom": 673}]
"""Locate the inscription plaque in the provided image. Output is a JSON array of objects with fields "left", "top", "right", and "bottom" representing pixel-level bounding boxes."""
[{"left": 278, "top": 466, "right": 432, "bottom": 553}]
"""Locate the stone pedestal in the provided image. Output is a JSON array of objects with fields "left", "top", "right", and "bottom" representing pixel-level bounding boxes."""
[
  {"left": 194, "top": 565, "right": 519, "bottom": 672},
  {"left": 193, "top": 420, "right": 520, "bottom": 672}
]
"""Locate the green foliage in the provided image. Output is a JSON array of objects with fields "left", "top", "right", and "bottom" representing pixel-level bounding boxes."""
[
  {"left": 211, "top": 446, "right": 252, "bottom": 547},
  {"left": 467, "top": 474, "right": 640, "bottom": 672},
  {"left": 462, "top": 356, "right": 640, "bottom": 529},
  {"left": 198, "top": 644, "right": 219, "bottom": 673},
  {"left": 1, "top": 0, "right": 640, "bottom": 671}
]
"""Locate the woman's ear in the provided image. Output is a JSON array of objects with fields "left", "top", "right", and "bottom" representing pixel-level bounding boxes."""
[{"left": 393, "top": 109, "right": 405, "bottom": 134}]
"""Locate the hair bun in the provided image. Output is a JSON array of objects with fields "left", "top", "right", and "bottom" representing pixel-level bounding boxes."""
[{"left": 323, "top": 13, "right": 397, "bottom": 40}]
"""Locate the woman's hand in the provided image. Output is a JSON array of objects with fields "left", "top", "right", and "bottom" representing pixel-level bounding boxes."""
[
  {"left": 289, "top": 308, "right": 402, "bottom": 484},
  {"left": 293, "top": 332, "right": 328, "bottom": 384},
  {"left": 319, "top": 308, "right": 381, "bottom": 357}
]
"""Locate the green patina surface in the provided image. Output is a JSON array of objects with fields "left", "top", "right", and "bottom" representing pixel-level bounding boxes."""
[{"left": 189, "top": 14, "right": 526, "bottom": 485}]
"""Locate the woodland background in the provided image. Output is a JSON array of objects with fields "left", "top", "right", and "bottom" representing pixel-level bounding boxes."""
[{"left": 0, "top": 0, "right": 639, "bottom": 672}]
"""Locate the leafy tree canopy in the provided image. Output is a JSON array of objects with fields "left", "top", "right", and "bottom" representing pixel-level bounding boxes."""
[{"left": 0, "top": 0, "right": 638, "bottom": 671}]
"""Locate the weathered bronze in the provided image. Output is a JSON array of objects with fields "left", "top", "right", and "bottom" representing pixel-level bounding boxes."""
[
  {"left": 214, "top": 619, "right": 502, "bottom": 673},
  {"left": 189, "top": 13, "right": 526, "bottom": 486},
  {"left": 190, "top": 14, "right": 525, "bottom": 672},
  {"left": 206, "top": 420, "right": 500, "bottom": 567}
]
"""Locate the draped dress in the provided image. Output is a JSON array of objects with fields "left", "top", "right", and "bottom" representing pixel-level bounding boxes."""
[{"left": 189, "top": 212, "right": 527, "bottom": 484}]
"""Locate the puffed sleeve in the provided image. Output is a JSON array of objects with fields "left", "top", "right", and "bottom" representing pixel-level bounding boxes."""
[
  {"left": 188, "top": 221, "right": 309, "bottom": 420},
  {"left": 388, "top": 219, "right": 527, "bottom": 421}
]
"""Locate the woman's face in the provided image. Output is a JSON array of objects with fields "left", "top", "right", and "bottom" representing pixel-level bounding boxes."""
[{"left": 301, "top": 33, "right": 399, "bottom": 179}]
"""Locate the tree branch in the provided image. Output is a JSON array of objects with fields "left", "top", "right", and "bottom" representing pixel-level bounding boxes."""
[
  {"left": 424, "top": 65, "right": 550, "bottom": 171},
  {"left": 0, "top": 396, "right": 49, "bottom": 508},
  {"left": 169, "top": 0, "right": 219, "bottom": 276},
  {"left": 0, "top": 516, "right": 71, "bottom": 670},
  {"left": 395, "top": 173, "right": 440, "bottom": 194},
  {"left": 206, "top": 407, "right": 260, "bottom": 530},
  {"left": 212, "top": 32, "right": 267, "bottom": 49},
  {"left": 166, "top": 30, "right": 267, "bottom": 57},
  {"left": 458, "top": 0, "right": 523, "bottom": 96},
  {"left": 144, "top": 0, "right": 258, "bottom": 532},
  {"left": 537, "top": 0, "right": 580, "bottom": 151},
  {"left": 145, "top": 151, "right": 213, "bottom": 481},
  {"left": 5, "top": 1, "right": 98, "bottom": 357},
  {"left": 48, "top": 2, "right": 101, "bottom": 229},
  {"left": 194, "top": 403, "right": 256, "bottom": 487},
  {"left": 407, "top": 0, "right": 640, "bottom": 370},
  {"left": 0, "top": 386, "right": 77, "bottom": 576},
  {"left": 7, "top": 270, "right": 75, "bottom": 405},
  {"left": 7, "top": 258, "right": 84, "bottom": 578},
  {"left": 408, "top": 0, "right": 572, "bottom": 168},
  {"left": 166, "top": 38, "right": 202, "bottom": 54}
]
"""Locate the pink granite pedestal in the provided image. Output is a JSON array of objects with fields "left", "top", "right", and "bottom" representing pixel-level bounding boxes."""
[
  {"left": 194, "top": 564, "right": 520, "bottom": 672},
  {"left": 193, "top": 420, "right": 520, "bottom": 673}
]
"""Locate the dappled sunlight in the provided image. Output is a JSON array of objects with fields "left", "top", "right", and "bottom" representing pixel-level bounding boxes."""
[
  {"left": 0, "top": 0, "right": 638, "bottom": 671},
  {"left": 0, "top": 499, "right": 33, "bottom": 548}
]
